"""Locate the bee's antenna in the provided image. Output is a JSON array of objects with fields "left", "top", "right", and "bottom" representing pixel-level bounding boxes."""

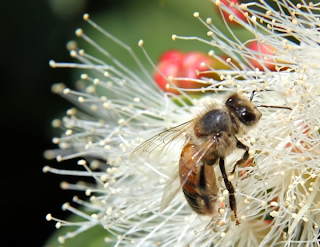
[
  {"left": 250, "top": 90, "right": 291, "bottom": 110},
  {"left": 249, "top": 90, "right": 256, "bottom": 101},
  {"left": 257, "top": 105, "right": 292, "bottom": 110},
  {"left": 250, "top": 89, "right": 274, "bottom": 101}
]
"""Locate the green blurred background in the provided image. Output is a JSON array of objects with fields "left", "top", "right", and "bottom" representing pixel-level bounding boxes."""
[{"left": 1, "top": 0, "right": 297, "bottom": 246}]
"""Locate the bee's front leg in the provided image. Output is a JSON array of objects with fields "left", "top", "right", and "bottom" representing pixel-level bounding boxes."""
[{"left": 231, "top": 139, "right": 249, "bottom": 174}]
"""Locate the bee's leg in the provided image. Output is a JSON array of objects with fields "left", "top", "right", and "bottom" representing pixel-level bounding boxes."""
[
  {"left": 219, "top": 158, "right": 240, "bottom": 225},
  {"left": 231, "top": 139, "right": 249, "bottom": 174}
]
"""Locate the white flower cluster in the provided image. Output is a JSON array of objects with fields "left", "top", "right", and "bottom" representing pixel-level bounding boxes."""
[{"left": 44, "top": 1, "right": 320, "bottom": 246}]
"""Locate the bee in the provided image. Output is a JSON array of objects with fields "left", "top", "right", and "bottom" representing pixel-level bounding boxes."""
[{"left": 131, "top": 91, "right": 291, "bottom": 225}]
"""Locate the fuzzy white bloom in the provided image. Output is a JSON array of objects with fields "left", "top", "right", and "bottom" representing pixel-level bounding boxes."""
[{"left": 44, "top": 1, "right": 320, "bottom": 246}]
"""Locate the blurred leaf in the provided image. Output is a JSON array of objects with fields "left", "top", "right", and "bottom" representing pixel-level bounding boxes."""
[{"left": 48, "top": 0, "right": 87, "bottom": 19}]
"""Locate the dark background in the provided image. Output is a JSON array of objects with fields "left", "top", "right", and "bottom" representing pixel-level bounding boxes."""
[{"left": 0, "top": 1, "right": 123, "bottom": 246}]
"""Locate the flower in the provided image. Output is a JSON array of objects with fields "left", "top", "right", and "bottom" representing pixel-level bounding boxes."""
[{"left": 44, "top": 1, "right": 320, "bottom": 246}]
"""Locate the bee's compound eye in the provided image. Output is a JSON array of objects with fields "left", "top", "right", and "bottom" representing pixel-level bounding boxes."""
[
  {"left": 241, "top": 111, "right": 256, "bottom": 122},
  {"left": 227, "top": 98, "right": 233, "bottom": 104},
  {"left": 236, "top": 107, "right": 256, "bottom": 125},
  {"left": 226, "top": 98, "right": 234, "bottom": 109}
]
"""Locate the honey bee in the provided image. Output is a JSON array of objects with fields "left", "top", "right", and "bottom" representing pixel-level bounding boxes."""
[{"left": 131, "top": 91, "right": 291, "bottom": 225}]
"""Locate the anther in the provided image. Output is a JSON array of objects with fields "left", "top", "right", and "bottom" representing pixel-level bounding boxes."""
[
  {"left": 46, "top": 214, "right": 52, "bottom": 221},
  {"left": 83, "top": 13, "right": 89, "bottom": 21},
  {"left": 138, "top": 40, "right": 144, "bottom": 47},
  {"left": 75, "top": 28, "right": 83, "bottom": 37}
]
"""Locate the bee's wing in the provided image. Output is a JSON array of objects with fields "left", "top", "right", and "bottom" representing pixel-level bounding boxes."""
[
  {"left": 129, "top": 120, "right": 195, "bottom": 164},
  {"left": 160, "top": 138, "right": 218, "bottom": 212},
  {"left": 160, "top": 170, "right": 180, "bottom": 212}
]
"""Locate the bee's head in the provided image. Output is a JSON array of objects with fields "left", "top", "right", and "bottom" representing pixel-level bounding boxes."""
[{"left": 225, "top": 92, "right": 262, "bottom": 126}]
